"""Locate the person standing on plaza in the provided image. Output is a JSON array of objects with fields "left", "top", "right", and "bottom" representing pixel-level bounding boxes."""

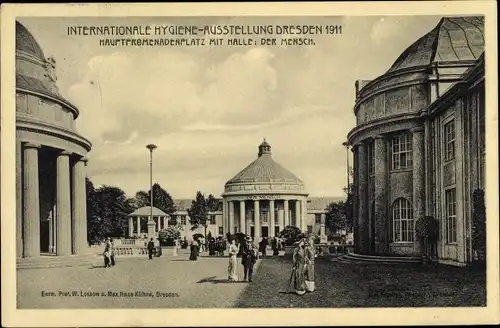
[
  {"left": 241, "top": 237, "right": 258, "bottom": 282},
  {"left": 227, "top": 238, "right": 239, "bottom": 281},
  {"left": 189, "top": 238, "right": 199, "bottom": 261},
  {"left": 304, "top": 236, "right": 316, "bottom": 292},
  {"left": 173, "top": 239, "right": 178, "bottom": 257},
  {"left": 109, "top": 238, "right": 116, "bottom": 266},
  {"left": 292, "top": 236, "right": 307, "bottom": 295},
  {"left": 103, "top": 237, "right": 111, "bottom": 268},
  {"left": 147, "top": 238, "right": 155, "bottom": 260}
]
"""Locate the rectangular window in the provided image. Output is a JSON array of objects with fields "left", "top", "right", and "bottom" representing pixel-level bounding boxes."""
[
  {"left": 391, "top": 133, "right": 413, "bottom": 170},
  {"left": 444, "top": 120, "right": 456, "bottom": 161},
  {"left": 315, "top": 214, "right": 321, "bottom": 224},
  {"left": 445, "top": 189, "right": 457, "bottom": 243},
  {"left": 180, "top": 215, "right": 186, "bottom": 225},
  {"left": 209, "top": 215, "right": 216, "bottom": 225},
  {"left": 367, "top": 141, "right": 375, "bottom": 175}
]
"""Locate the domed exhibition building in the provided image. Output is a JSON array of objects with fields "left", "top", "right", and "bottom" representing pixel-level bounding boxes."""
[
  {"left": 15, "top": 22, "right": 92, "bottom": 264},
  {"left": 347, "top": 16, "right": 485, "bottom": 266}
]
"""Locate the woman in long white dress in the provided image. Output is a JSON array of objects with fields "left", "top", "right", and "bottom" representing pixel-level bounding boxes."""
[{"left": 228, "top": 239, "right": 239, "bottom": 281}]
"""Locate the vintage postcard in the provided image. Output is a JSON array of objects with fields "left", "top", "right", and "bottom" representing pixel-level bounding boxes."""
[{"left": 1, "top": 1, "right": 499, "bottom": 327}]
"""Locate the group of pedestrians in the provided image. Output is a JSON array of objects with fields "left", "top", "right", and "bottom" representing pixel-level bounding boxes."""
[{"left": 227, "top": 236, "right": 259, "bottom": 282}]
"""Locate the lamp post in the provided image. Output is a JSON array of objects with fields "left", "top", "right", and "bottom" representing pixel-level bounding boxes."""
[
  {"left": 146, "top": 144, "right": 157, "bottom": 238},
  {"left": 342, "top": 141, "right": 350, "bottom": 236}
]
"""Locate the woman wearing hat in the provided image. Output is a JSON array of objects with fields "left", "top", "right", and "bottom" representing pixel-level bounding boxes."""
[{"left": 292, "top": 235, "right": 307, "bottom": 295}]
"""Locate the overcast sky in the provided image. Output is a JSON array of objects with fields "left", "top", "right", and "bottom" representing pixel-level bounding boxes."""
[{"left": 19, "top": 15, "right": 442, "bottom": 199}]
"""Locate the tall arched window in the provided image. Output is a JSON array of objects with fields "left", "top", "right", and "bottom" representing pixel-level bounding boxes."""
[{"left": 392, "top": 198, "right": 414, "bottom": 242}]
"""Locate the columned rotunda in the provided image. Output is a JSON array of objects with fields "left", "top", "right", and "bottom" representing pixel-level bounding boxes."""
[
  {"left": 16, "top": 22, "right": 92, "bottom": 260},
  {"left": 222, "top": 140, "right": 309, "bottom": 241}
]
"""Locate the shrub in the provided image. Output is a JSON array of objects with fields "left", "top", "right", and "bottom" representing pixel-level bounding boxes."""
[
  {"left": 472, "top": 189, "right": 486, "bottom": 261},
  {"left": 278, "top": 226, "right": 302, "bottom": 246},
  {"left": 158, "top": 227, "right": 181, "bottom": 246}
]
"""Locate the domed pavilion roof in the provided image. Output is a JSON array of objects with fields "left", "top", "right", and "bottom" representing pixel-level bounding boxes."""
[
  {"left": 225, "top": 140, "right": 304, "bottom": 186},
  {"left": 387, "top": 16, "right": 484, "bottom": 74},
  {"left": 15, "top": 21, "right": 79, "bottom": 115},
  {"left": 129, "top": 206, "right": 168, "bottom": 217},
  {"left": 16, "top": 21, "right": 46, "bottom": 60}
]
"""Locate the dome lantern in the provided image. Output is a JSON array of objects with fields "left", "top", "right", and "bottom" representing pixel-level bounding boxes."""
[{"left": 258, "top": 138, "right": 271, "bottom": 157}]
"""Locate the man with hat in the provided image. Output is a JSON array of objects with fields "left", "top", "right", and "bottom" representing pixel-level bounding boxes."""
[{"left": 241, "top": 236, "right": 259, "bottom": 282}]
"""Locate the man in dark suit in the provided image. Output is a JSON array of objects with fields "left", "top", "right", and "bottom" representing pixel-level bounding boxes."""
[
  {"left": 241, "top": 237, "right": 258, "bottom": 282},
  {"left": 147, "top": 238, "right": 155, "bottom": 260}
]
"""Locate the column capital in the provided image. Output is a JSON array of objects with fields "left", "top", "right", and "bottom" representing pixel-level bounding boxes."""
[
  {"left": 24, "top": 142, "right": 41, "bottom": 149},
  {"left": 410, "top": 126, "right": 424, "bottom": 133},
  {"left": 79, "top": 156, "right": 89, "bottom": 164},
  {"left": 59, "top": 150, "right": 72, "bottom": 156}
]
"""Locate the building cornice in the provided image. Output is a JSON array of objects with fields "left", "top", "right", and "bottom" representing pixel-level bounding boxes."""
[
  {"left": 16, "top": 117, "right": 92, "bottom": 151},
  {"left": 347, "top": 112, "right": 421, "bottom": 143},
  {"left": 17, "top": 87, "right": 80, "bottom": 119}
]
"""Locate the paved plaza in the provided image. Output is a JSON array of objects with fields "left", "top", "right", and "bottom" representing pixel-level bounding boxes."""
[{"left": 17, "top": 250, "right": 486, "bottom": 309}]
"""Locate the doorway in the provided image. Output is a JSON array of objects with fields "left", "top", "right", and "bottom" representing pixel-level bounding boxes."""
[{"left": 262, "top": 227, "right": 269, "bottom": 238}]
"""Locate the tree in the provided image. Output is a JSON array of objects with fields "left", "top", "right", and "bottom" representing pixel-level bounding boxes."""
[
  {"left": 132, "top": 190, "right": 150, "bottom": 208},
  {"left": 278, "top": 225, "right": 302, "bottom": 246},
  {"left": 344, "top": 182, "right": 355, "bottom": 233},
  {"left": 86, "top": 177, "right": 102, "bottom": 245},
  {"left": 149, "top": 183, "right": 176, "bottom": 218},
  {"left": 207, "top": 194, "right": 219, "bottom": 212},
  {"left": 325, "top": 201, "right": 347, "bottom": 236},
  {"left": 132, "top": 184, "right": 177, "bottom": 217},
  {"left": 188, "top": 191, "right": 209, "bottom": 238}
]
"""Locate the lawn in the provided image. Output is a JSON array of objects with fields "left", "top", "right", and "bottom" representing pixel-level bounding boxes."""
[{"left": 235, "top": 256, "right": 486, "bottom": 308}]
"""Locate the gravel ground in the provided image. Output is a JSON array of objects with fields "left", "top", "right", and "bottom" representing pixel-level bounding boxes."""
[
  {"left": 17, "top": 249, "right": 261, "bottom": 309},
  {"left": 235, "top": 256, "right": 486, "bottom": 308}
]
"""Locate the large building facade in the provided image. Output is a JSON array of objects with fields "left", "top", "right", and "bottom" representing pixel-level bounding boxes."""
[
  {"left": 16, "top": 22, "right": 92, "bottom": 259},
  {"left": 347, "top": 16, "right": 485, "bottom": 265}
]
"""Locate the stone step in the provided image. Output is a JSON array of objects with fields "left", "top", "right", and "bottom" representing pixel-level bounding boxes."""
[
  {"left": 17, "top": 254, "right": 102, "bottom": 269},
  {"left": 343, "top": 254, "right": 422, "bottom": 264},
  {"left": 348, "top": 253, "right": 421, "bottom": 261}
]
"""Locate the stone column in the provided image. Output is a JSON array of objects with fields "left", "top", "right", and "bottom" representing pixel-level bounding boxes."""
[
  {"left": 269, "top": 200, "right": 275, "bottom": 237},
  {"left": 284, "top": 200, "right": 289, "bottom": 227},
  {"left": 320, "top": 213, "right": 327, "bottom": 242},
  {"left": 48, "top": 216, "right": 54, "bottom": 252},
  {"left": 239, "top": 200, "right": 246, "bottom": 234},
  {"left": 147, "top": 219, "right": 156, "bottom": 238},
  {"left": 412, "top": 127, "right": 425, "bottom": 254},
  {"left": 374, "top": 135, "right": 388, "bottom": 254},
  {"left": 302, "top": 199, "right": 308, "bottom": 232},
  {"left": 128, "top": 217, "right": 134, "bottom": 237},
  {"left": 56, "top": 150, "right": 72, "bottom": 256},
  {"left": 163, "top": 216, "right": 168, "bottom": 230},
  {"left": 23, "top": 143, "right": 41, "bottom": 258},
  {"left": 16, "top": 141, "right": 23, "bottom": 257},
  {"left": 358, "top": 142, "right": 368, "bottom": 254},
  {"left": 294, "top": 200, "right": 301, "bottom": 230},
  {"left": 137, "top": 217, "right": 141, "bottom": 235},
  {"left": 229, "top": 201, "right": 235, "bottom": 234},
  {"left": 156, "top": 217, "right": 160, "bottom": 232},
  {"left": 351, "top": 145, "right": 359, "bottom": 252},
  {"left": 278, "top": 207, "right": 284, "bottom": 232},
  {"left": 254, "top": 200, "right": 261, "bottom": 242},
  {"left": 71, "top": 157, "right": 88, "bottom": 254}
]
